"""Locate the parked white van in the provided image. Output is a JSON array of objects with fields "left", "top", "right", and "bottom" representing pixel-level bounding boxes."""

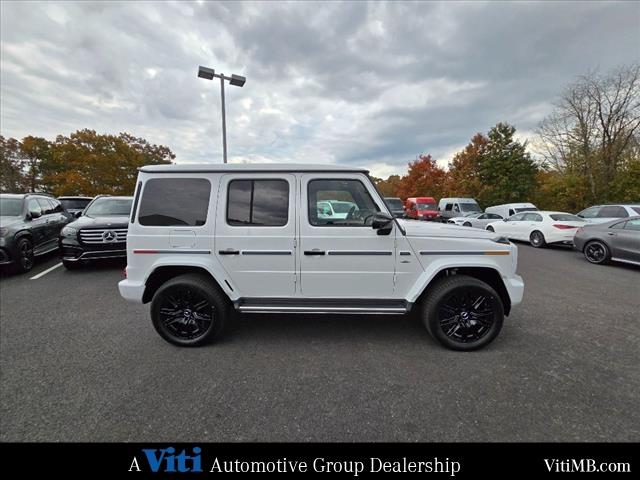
[
  {"left": 118, "top": 164, "right": 524, "bottom": 351},
  {"left": 437, "top": 198, "right": 482, "bottom": 221},
  {"left": 485, "top": 203, "right": 538, "bottom": 219}
]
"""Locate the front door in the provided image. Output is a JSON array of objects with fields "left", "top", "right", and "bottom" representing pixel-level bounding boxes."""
[
  {"left": 215, "top": 174, "right": 297, "bottom": 297},
  {"left": 299, "top": 174, "right": 395, "bottom": 298},
  {"left": 612, "top": 219, "right": 640, "bottom": 262}
]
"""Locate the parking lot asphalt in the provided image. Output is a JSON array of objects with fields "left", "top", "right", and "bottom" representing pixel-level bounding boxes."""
[{"left": 1, "top": 244, "right": 638, "bottom": 442}]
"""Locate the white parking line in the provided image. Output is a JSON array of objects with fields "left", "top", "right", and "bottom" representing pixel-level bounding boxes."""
[{"left": 30, "top": 262, "right": 63, "bottom": 280}]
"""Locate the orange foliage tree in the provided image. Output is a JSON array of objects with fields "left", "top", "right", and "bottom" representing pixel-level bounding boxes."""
[{"left": 396, "top": 154, "right": 447, "bottom": 200}]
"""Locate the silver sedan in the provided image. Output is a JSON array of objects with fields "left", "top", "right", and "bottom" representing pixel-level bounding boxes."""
[{"left": 448, "top": 212, "right": 504, "bottom": 228}]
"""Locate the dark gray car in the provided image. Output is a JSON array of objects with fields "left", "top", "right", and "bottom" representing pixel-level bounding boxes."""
[
  {"left": 573, "top": 216, "right": 640, "bottom": 266},
  {"left": 0, "top": 193, "right": 70, "bottom": 273}
]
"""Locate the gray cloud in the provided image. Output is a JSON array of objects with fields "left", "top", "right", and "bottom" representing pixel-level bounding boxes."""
[{"left": 1, "top": 0, "right": 638, "bottom": 176}]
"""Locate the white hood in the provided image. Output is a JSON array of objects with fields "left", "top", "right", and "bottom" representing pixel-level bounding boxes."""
[{"left": 398, "top": 219, "right": 497, "bottom": 240}]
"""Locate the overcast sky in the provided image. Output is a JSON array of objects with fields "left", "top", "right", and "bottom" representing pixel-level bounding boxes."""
[{"left": 1, "top": 1, "right": 639, "bottom": 177}]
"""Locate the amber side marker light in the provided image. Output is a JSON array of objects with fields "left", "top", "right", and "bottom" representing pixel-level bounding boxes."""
[{"left": 484, "top": 251, "right": 510, "bottom": 256}]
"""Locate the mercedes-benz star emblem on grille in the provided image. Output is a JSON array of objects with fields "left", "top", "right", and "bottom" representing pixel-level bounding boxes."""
[{"left": 102, "top": 230, "right": 117, "bottom": 243}]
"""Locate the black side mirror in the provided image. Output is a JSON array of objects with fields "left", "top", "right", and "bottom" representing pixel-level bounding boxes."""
[
  {"left": 372, "top": 213, "right": 393, "bottom": 235},
  {"left": 503, "top": 218, "right": 508, "bottom": 222},
  {"left": 28, "top": 209, "right": 41, "bottom": 219},
  {"left": 75, "top": 211, "right": 82, "bottom": 218}
]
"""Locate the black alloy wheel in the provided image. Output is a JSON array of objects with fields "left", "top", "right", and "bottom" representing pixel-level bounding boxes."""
[
  {"left": 151, "top": 274, "right": 228, "bottom": 346},
  {"left": 463, "top": 222, "right": 472, "bottom": 227},
  {"left": 16, "top": 238, "right": 34, "bottom": 273},
  {"left": 584, "top": 241, "right": 610, "bottom": 265},
  {"left": 486, "top": 226, "right": 495, "bottom": 232},
  {"left": 422, "top": 275, "right": 504, "bottom": 351},
  {"left": 437, "top": 289, "right": 496, "bottom": 344}
]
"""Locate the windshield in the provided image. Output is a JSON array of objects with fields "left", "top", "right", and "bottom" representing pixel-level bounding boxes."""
[
  {"left": 515, "top": 207, "right": 538, "bottom": 213},
  {"left": 330, "top": 202, "right": 355, "bottom": 213},
  {"left": 632, "top": 207, "right": 640, "bottom": 215},
  {"left": 550, "top": 213, "right": 584, "bottom": 222},
  {"left": 417, "top": 203, "right": 437, "bottom": 210},
  {"left": 0, "top": 197, "right": 23, "bottom": 216},
  {"left": 60, "top": 198, "right": 92, "bottom": 210},
  {"left": 385, "top": 199, "right": 403, "bottom": 209},
  {"left": 464, "top": 212, "right": 482, "bottom": 218},
  {"left": 85, "top": 198, "right": 132, "bottom": 216},
  {"left": 459, "top": 202, "right": 481, "bottom": 212}
]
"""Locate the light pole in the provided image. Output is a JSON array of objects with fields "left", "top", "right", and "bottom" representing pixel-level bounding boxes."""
[{"left": 198, "top": 65, "right": 246, "bottom": 163}]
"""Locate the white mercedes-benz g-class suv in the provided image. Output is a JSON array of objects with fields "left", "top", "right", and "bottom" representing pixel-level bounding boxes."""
[{"left": 119, "top": 164, "right": 524, "bottom": 351}]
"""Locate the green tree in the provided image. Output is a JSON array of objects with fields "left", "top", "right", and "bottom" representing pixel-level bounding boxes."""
[
  {"left": 373, "top": 174, "right": 402, "bottom": 197},
  {"left": 477, "top": 123, "right": 539, "bottom": 207},
  {"left": 445, "top": 133, "right": 487, "bottom": 198}
]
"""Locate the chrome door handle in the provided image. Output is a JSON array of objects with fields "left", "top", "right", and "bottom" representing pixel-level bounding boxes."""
[{"left": 607, "top": 232, "right": 616, "bottom": 236}]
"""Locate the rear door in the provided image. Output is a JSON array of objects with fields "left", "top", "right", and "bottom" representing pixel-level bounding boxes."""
[
  {"left": 299, "top": 174, "right": 395, "bottom": 298},
  {"left": 215, "top": 174, "right": 296, "bottom": 297},
  {"left": 611, "top": 219, "right": 640, "bottom": 262}
]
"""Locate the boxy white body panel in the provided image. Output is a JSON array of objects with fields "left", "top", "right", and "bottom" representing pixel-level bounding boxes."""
[{"left": 119, "top": 166, "right": 523, "bottom": 313}]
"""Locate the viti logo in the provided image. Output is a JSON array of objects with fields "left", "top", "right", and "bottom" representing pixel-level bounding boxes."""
[{"left": 129, "top": 446, "right": 203, "bottom": 473}]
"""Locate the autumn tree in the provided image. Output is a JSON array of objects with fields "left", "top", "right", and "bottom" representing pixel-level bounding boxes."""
[
  {"left": 445, "top": 133, "right": 487, "bottom": 198},
  {"left": 41, "top": 130, "right": 175, "bottom": 196},
  {"left": 20, "top": 136, "right": 53, "bottom": 192},
  {"left": 373, "top": 174, "right": 402, "bottom": 197},
  {"left": 397, "top": 154, "right": 447, "bottom": 200}
]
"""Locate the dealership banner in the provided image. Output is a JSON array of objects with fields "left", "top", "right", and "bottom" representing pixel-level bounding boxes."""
[{"left": 0, "top": 443, "right": 635, "bottom": 476}]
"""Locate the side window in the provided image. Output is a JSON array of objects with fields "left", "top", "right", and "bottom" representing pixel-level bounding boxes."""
[
  {"left": 50, "top": 199, "right": 64, "bottom": 213},
  {"left": 509, "top": 213, "right": 526, "bottom": 221},
  {"left": 308, "top": 179, "right": 379, "bottom": 226},
  {"left": 445, "top": 203, "right": 453, "bottom": 211},
  {"left": 453, "top": 204, "right": 460, "bottom": 213},
  {"left": 598, "top": 206, "right": 628, "bottom": 218},
  {"left": 610, "top": 221, "right": 626, "bottom": 229},
  {"left": 524, "top": 213, "right": 542, "bottom": 222},
  {"left": 624, "top": 219, "right": 640, "bottom": 231},
  {"left": 37, "top": 198, "right": 54, "bottom": 214},
  {"left": 578, "top": 206, "right": 600, "bottom": 219},
  {"left": 478, "top": 214, "right": 487, "bottom": 219},
  {"left": 227, "top": 179, "right": 289, "bottom": 226},
  {"left": 138, "top": 178, "right": 211, "bottom": 226},
  {"left": 27, "top": 198, "right": 42, "bottom": 216},
  {"left": 491, "top": 214, "right": 503, "bottom": 219},
  {"left": 508, "top": 209, "right": 515, "bottom": 216}
]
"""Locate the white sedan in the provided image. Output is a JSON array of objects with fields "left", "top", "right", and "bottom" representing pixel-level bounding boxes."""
[
  {"left": 448, "top": 212, "right": 504, "bottom": 228},
  {"left": 485, "top": 211, "right": 586, "bottom": 247}
]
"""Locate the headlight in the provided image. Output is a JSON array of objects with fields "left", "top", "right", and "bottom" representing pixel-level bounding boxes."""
[
  {"left": 493, "top": 236, "right": 510, "bottom": 245},
  {"left": 61, "top": 226, "right": 78, "bottom": 237}
]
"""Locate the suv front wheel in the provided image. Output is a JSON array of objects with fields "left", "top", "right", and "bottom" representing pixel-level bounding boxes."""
[
  {"left": 422, "top": 275, "right": 504, "bottom": 351},
  {"left": 151, "top": 273, "right": 229, "bottom": 346}
]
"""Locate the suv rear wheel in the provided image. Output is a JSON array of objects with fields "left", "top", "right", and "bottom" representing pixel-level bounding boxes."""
[
  {"left": 151, "top": 274, "right": 229, "bottom": 346},
  {"left": 422, "top": 275, "right": 504, "bottom": 351}
]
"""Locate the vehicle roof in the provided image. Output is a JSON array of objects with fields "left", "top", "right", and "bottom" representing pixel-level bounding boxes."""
[
  {"left": 139, "top": 163, "right": 369, "bottom": 174},
  {"left": 0, "top": 193, "right": 52, "bottom": 198},
  {"left": 58, "top": 196, "right": 94, "bottom": 200},
  {"left": 487, "top": 203, "right": 536, "bottom": 207},
  {"left": 439, "top": 197, "right": 477, "bottom": 201},
  {"left": 535, "top": 211, "right": 578, "bottom": 216},
  {"left": 585, "top": 204, "right": 640, "bottom": 207},
  {"left": 92, "top": 195, "right": 134, "bottom": 199}
]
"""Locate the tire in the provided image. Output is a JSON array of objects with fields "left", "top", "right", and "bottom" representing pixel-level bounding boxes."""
[
  {"left": 530, "top": 230, "right": 546, "bottom": 248},
  {"left": 14, "top": 237, "right": 35, "bottom": 273},
  {"left": 63, "top": 260, "right": 82, "bottom": 270},
  {"left": 463, "top": 222, "right": 472, "bottom": 227},
  {"left": 421, "top": 275, "right": 504, "bottom": 351},
  {"left": 583, "top": 240, "right": 610, "bottom": 265},
  {"left": 486, "top": 226, "right": 495, "bottom": 232},
  {"left": 151, "top": 273, "right": 229, "bottom": 346}
]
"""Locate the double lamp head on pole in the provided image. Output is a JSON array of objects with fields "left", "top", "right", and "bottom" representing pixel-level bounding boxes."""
[{"left": 198, "top": 65, "right": 246, "bottom": 164}]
